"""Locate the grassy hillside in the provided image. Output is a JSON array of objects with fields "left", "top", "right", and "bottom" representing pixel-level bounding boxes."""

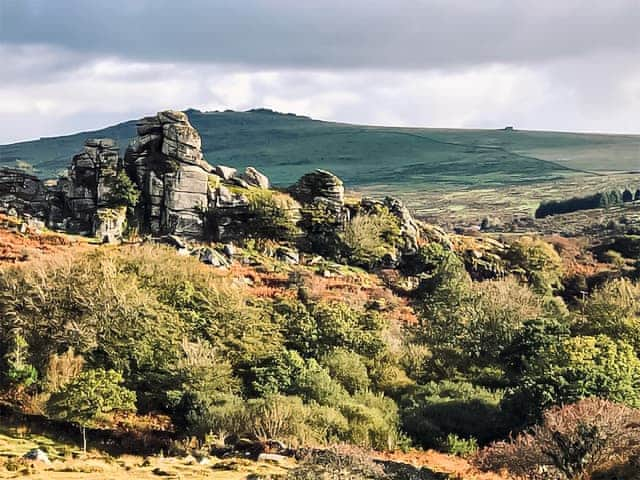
[{"left": 1, "top": 108, "right": 638, "bottom": 188}]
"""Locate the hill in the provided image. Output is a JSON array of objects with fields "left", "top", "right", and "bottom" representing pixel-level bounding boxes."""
[{"left": 2, "top": 108, "right": 639, "bottom": 188}]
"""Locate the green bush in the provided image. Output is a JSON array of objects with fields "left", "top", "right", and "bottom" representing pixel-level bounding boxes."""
[
  {"left": 503, "top": 332, "right": 640, "bottom": 422},
  {"left": 246, "top": 189, "right": 301, "bottom": 241},
  {"left": 106, "top": 170, "right": 140, "bottom": 208},
  {"left": 275, "top": 299, "right": 388, "bottom": 359},
  {"left": 340, "top": 207, "right": 401, "bottom": 269},
  {"left": 446, "top": 434, "right": 478, "bottom": 457},
  {"left": 320, "top": 348, "right": 371, "bottom": 394},
  {"left": 577, "top": 278, "right": 640, "bottom": 352},
  {"left": 298, "top": 201, "right": 345, "bottom": 259},
  {"left": 339, "top": 392, "right": 405, "bottom": 450},
  {"left": 504, "top": 237, "right": 563, "bottom": 295},
  {"left": 173, "top": 391, "right": 245, "bottom": 441},
  {"left": 400, "top": 381, "right": 510, "bottom": 449}
]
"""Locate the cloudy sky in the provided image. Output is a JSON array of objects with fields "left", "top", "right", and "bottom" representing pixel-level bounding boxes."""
[{"left": 1, "top": 0, "right": 640, "bottom": 143}]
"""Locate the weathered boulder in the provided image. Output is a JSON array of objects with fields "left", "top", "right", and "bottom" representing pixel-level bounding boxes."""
[
  {"left": 289, "top": 169, "right": 344, "bottom": 206},
  {"left": 191, "top": 246, "right": 230, "bottom": 267},
  {"left": 383, "top": 196, "right": 421, "bottom": 254},
  {"left": 125, "top": 110, "right": 211, "bottom": 238},
  {"left": 213, "top": 165, "right": 237, "bottom": 181},
  {"left": 242, "top": 167, "right": 270, "bottom": 189},
  {"left": 276, "top": 246, "right": 300, "bottom": 264},
  {"left": 23, "top": 449, "right": 50, "bottom": 464}
]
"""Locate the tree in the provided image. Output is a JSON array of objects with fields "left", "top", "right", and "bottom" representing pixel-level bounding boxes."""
[
  {"left": 3, "top": 332, "right": 37, "bottom": 389},
  {"left": 106, "top": 170, "right": 140, "bottom": 208},
  {"left": 47, "top": 368, "right": 136, "bottom": 453},
  {"left": 577, "top": 278, "right": 640, "bottom": 352},
  {"left": 503, "top": 334, "right": 640, "bottom": 422},
  {"left": 504, "top": 237, "right": 563, "bottom": 295}
]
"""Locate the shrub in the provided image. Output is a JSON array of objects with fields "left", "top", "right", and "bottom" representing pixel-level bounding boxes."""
[
  {"left": 298, "top": 201, "right": 344, "bottom": 259},
  {"left": 246, "top": 189, "right": 301, "bottom": 241},
  {"left": 445, "top": 434, "right": 478, "bottom": 458},
  {"left": 275, "top": 299, "right": 388, "bottom": 359},
  {"left": 2, "top": 332, "right": 38, "bottom": 388},
  {"left": 295, "top": 359, "right": 348, "bottom": 406},
  {"left": 245, "top": 395, "right": 307, "bottom": 444},
  {"left": 173, "top": 391, "right": 245, "bottom": 442},
  {"left": 248, "top": 349, "right": 307, "bottom": 397},
  {"left": 503, "top": 333, "right": 640, "bottom": 422},
  {"left": 106, "top": 170, "right": 140, "bottom": 208},
  {"left": 43, "top": 348, "right": 85, "bottom": 393},
  {"left": 577, "top": 278, "right": 640, "bottom": 352},
  {"left": 320, "top": 349, "right": 371, "bottom": 394},
  {"left": 460, "top": 277, "right": 544, "bottom": 365},
  {"left": 400, "top": 381, "right": 510, "bottom": 449},
  {"left": 504, "top": 236, "right": 563, "bottom": 295},
  {"left": 341, "top": 208, "right": 401, "bottom": 269},
  {"left": 339, "top": 392, "right": 404, "bottom": 451},
  {"left": 476, "top": 398, "right": 640, "bottom": 480}
]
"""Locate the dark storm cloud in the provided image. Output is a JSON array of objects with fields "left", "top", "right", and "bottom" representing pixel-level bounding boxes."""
[{"left": 2, "top": 0, "right": 640, "bottom": 69}]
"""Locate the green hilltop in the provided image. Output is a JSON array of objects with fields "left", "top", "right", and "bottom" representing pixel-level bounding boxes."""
[{"left": 1, "top": 108, "right": 639, "bottom": 188}]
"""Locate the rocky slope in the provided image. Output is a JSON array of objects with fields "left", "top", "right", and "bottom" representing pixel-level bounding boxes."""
[{"left": 0, "top": 110, "right": 422, "bottom": 263}]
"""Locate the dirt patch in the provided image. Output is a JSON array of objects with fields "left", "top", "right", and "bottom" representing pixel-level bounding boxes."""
[
  {"left": 0, "top": 215, "right": 87, "bottom": 265},
  {"left": 377, "top": 450, "right": 512, "bottom": 480}
]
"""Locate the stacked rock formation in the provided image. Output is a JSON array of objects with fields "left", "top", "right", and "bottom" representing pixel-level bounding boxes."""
[
  {"left": 59, "top": 138, "right": 121, "bottom": 233},
  {"left": 0, "top": 167, "right": 49, "bottom": 219},
  {"left": 289, "top": 169, "right": 344, "bottom": 206},
  {"left": 125, "top": 111, "right": 212, "bottom": 238}
]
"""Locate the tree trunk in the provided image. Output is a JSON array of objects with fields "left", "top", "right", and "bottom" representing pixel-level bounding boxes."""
[{"left": 82, "top": 425, "right": 87, "bottom": 454}]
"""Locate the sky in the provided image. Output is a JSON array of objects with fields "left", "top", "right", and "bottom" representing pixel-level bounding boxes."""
[{"left": 1, "top": 0, "right": 640, "bottom": 143}]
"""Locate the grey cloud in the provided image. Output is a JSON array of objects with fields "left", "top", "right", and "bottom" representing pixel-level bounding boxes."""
[{"left": 2, "top": 0, "right": 640, "bottom": 69}]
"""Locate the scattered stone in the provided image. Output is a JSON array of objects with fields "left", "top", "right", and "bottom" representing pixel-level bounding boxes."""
[
  {"left": 23, "top": 448, "right": 50, "bottom": 464},
  {"left": 230, "top": 177, "right": 251, "bottom": 189},
  {"left": 192, "top": 247, "right": 230, "bottom": 267},
  {"left": 257, "top": 453, "right": 288, "bottom": 464},
  {"left": 163, "top": 234, "right": 188, "bottom": 249},
  {"left": 223, "top": 243, "right": 236, "bottom": 258},
  {"left": 242, "top": 167, "right": 270, "bottom": 189},
  {"left": 213, "top": 165, "right": 237, "bottom": 180},
  {"left": 276, "top": 246, "right": 300, "bottom": 264}
]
